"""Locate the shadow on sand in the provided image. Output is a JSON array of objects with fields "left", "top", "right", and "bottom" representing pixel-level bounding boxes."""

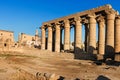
[
  {"left": 96, "top": 75, "right": 110, "bottom": 80},
  {"left": 73, "top": 45, "right": 120, "bottom": 66}
]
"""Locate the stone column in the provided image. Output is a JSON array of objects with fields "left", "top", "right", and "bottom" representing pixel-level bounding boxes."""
[
  {"left": 41, "top": 27, "right": 46, "bottom": 50},
  {"left": 82, "top": 18, "right": 89, "bottom": 52},
  {"left": 97, "top": 16, "right": 105, "bottom": 55},
  {"left": 88, "top": 14, "right": 96, "bottom": 54},
  {"left": 85, "top": 24, "right": 89, "bottom": 52},
  {"left": 55, "top": 23, "right": 60, "bottom": 52},
  {"left": 115, "top": 16, "right": 120, "bottom": 53},
  {"left": 47, "top": 25, "right": 53, "bottom": 51},
  {"left": 105, "top": 10, "right": 115, "bottom": 54},
  {"left": 60, "top": 29, "right": 63, "bottom": 50},
  {"left": 74, "top": 17, "right": 82, "bottom": 53},
  {"left": 64, "top": 19, "right": 70, "bottom": 51},
  {"left": 35, "top": 29, "right": 39, "bottom": 41}
]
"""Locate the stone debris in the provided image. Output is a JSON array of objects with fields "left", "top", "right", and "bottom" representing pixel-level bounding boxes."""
[{"left": 36, "top": 72, "right": 59, "bottom": 80}]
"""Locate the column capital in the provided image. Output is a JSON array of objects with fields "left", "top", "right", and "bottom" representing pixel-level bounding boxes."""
[
  {"left": 96, "top": 16, "right": 105, "bottom": 23},
  {"left": 55, "top": 22, "right": 60, "bottom": 30},
  {"left": 87, "top": 13, "right": 96, "bottom": 18},
  {"left": 115, "top": 15, "right": 120, "bottom": 26},
  {"left": 82, "top": 18, "right": 88, "bottom": 24},
  {"left": 46, "top": 24, "right": 52, "bottom": 28},
  {"left": 116, "top": 15, "right": 120, "bottom": 19},
  {"left": 55, "top": 22, "right": 61, "bottom": 25},
  {"left": 64, "top": 19, "right": 69, "bottom": 23},
  {"left": 40, "top": 26, "right": 45, "bottom": 30},
  {"left": 74, "top": 17, "right": 81, "bottom": 22},
  {"left": 105, "top": 9, "right": 116, "bottom": 20},
  {"left": 87, "top": 13, "right": 96, "bottom": 24},
  {"left": 97, "top": 16, "right": 105, "bottom": 29},
  {"left": 105, "top": 9, "right": 116, "bottom": 15},
  {"left": 64, "top": 19, "right": 70, "bottom": 28}
]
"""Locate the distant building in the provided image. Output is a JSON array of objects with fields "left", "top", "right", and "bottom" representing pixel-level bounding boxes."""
[
  {"left": 0, "top": 30, "right": 14, "bottom": 51},
  {"left": 18, "top": 29, "right": 41, "bottom": 48}
]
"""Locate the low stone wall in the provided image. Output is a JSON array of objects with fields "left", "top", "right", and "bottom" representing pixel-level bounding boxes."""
[
  {"left": 20, "top": 49, "right": 74, "bottom": 59},
  {"left": 74, "top": 53, "right": 97, "bottom": 61},
  {"left": 1, "top": 48, "right": 74, "bottom": 60}
]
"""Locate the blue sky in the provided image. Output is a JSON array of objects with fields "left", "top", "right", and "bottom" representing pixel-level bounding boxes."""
[{"left": 0, "top": 0, "right": 119, "bottom": 42}]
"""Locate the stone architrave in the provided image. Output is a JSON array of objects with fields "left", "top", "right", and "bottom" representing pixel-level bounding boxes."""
[
  {"left": 47, "top": 25, "right": 53, "bottom": 51},
  {"left": 64, "top": 19, "right": 70, "bottom": 51},
  {"left": 41, "top": 27, "right": 46, "bottom": 50},
  {"left": 105, "top": 10, "right": 116, "bottom": 54},
  {"left": 88, "top": 14, "right": 96, "bottom": 54},
  {"left": 74, "top": 17, "right": 82, "bottom": 53},
  {"left": 115, "top": 15, "right": 120, "bottom": 53},
  {"left": 97, "top": 16, "right": 105, "bottom": 55},
  {"left": 55, "top": 23, "right": 61, "bottom": 52}
]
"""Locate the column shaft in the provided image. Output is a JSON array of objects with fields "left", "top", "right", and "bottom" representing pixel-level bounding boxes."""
[
  {"left": 88, "top": 15, "right": 96, "bottom": 53},
  {"left": 115, "top": 16, "right": 120, "bottom": 53},
  {"left": 47, "top": 26, "right": 52, "bottom": 51},
  {"left": 85, "top": 24, "right": 89, "bottom": 52},
  {"left": 105, "top": 12, "right": 115, "bottom": 54},
  {"left": 98, "top": 19, "right": 105, "bottom": 55},
  {"left": 64, "top": 20, "right": 70, "bottom": 51},
  {"left": 41, "top": 27, "right": 46, "bottom": 50},
  {"left": 75, "top": 17, "right": 82, "bottom": 53},
  {"left": 55, "top": 24, "right": 60, "bottom": 52},
  {"left": 60, "top": 29, "right": 63, "bottom": 50}
]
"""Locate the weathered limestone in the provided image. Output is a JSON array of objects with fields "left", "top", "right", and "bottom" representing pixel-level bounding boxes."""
[
  {"left": 88, "top": 14, "right": 96, "bottom": 53},
  {"left": 97, "top": 16, "right": 105, "bottom": 55},
  {"left": 64, "top": 19, "right": 70, "bottom": 51},
  {"left": 55, "top": 23, "right": 60, "bottom": 52},
  {"left": 41, "top": 27, "right": 46, "bottom": 50},
  {"left": 0, "top": 30, "right": 14, "bottom": 51},
  {"left": 41, "top": 4, "right": 120, "bottom": 61},
  {"left": 47, "top": 26, "right": 53, "bottom": 51},
  {"left": 105, "top": 10, "right": 116, "bottom": 54},
  {"left": 115, "top": 15, "right": 120, "bottom": 53},
  {"left": 36, "top": 72, "right": 60, "bottom": 80},
  {"left": 0, "top": 38, "right": 4, "bottom": 51},
  {"left": 74, "top": 17, "right": 82, "bottom": 53}
]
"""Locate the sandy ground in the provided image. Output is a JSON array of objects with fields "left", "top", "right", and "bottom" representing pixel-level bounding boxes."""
[{"left": 0, "top": 49, "right": 120, "bottom": 80}]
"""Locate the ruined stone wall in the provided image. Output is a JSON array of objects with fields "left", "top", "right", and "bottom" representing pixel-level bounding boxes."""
[
  {"left": 20, "top": 33, "right": 35, "bottom": 43},
  {"left": 19, "top": 33, "right": 41, "bottom": 48},
  {"left": 19, "top": 33, "right": 35, "bottom": 47},
  {"left": 0, "top": 30, "right": 14, "bottom": 42},
  {"left": 0, "top": 30, "right": 14, "bottom": 51}
]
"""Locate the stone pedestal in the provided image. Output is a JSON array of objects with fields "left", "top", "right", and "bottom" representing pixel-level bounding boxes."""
[
  {"left": 47, "top": 26, "right": 52, "bottom": 51},
  {"left": 64, "top": 20, "right": 70, "bottom": 51},
  {"left": 55, "top": 23, "right": 60, "bottom": 52},
  {"left": 115, "top": 16, "right": 120, "bottom": 53},
  {"left": 88, "top": 14, "right": 96, "bottom": 54},
  {"left": 74, "top": 17, "right": 82, "bottom": 53},
  {"left": 41, "top": 27, "right": 46, "bottom": 50}
]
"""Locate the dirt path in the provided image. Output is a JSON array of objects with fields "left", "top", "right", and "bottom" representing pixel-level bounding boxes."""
[{"left": 0, "top": 50, "right": 120, "bottom": 80}]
